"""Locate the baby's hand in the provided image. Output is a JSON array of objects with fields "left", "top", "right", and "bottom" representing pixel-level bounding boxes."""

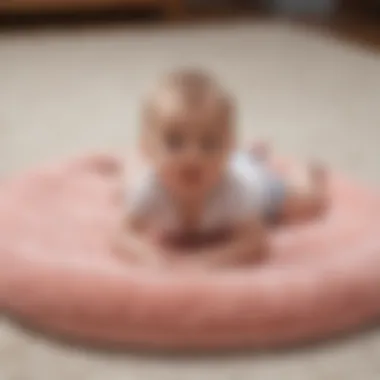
[
  {"left": 113, "top": 219, "right": 170, "bottom": 269},
  {"left": 136, "top": 249, "right": 168, "bottom": 268}
]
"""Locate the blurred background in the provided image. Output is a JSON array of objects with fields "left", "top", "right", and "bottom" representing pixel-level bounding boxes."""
[
  {"left": 1, "top": 3, "right": 380, "bottom": 380},
  {"left": 1, "top": 0, "right": 380, "bottom": 173},
  {"left": 1, "top": 0, "right": 380, "bottom": 47}
]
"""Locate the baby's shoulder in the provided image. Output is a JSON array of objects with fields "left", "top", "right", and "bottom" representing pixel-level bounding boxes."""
[{"left": 212, "top": 167, "right": 257, "bottom": 222}]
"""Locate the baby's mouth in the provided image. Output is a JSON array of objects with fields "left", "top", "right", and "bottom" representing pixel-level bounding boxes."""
[{"left": 180, "top": 166, "right": 202, "bottom": 186}]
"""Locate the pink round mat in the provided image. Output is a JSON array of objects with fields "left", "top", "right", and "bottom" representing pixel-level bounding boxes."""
[{"left": 0, "top": 153, "right": 380, "bottom": 350}]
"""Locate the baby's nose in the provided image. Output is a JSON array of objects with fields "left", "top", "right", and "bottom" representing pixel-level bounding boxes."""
[{"left": 183, "top": 143, "right": 202, "bottom": 161}]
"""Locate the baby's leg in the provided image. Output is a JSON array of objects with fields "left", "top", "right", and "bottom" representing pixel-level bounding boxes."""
[
  {"left": 239, "top": 148, "right": 327, "bottom": 225},
  {"left": 278, "top": 163, "right": 328, "bottom": 224}
]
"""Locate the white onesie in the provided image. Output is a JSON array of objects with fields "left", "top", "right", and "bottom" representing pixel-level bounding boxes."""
[{"left": 126, "top": 153, "right": 285, "bottom": 234}]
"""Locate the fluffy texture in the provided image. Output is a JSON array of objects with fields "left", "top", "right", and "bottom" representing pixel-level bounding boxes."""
[{"left": 0, "top": 153, "right": 380, "bottom": 350}]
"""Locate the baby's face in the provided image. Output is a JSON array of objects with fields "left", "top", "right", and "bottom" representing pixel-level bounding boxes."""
[{"left": 143, "top": 93, "right": 233, "bottom": 201}]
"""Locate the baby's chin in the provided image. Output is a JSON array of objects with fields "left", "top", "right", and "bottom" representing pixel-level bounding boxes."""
[{"left": 162, "top": 171, "right": 219, "bottom": 200}]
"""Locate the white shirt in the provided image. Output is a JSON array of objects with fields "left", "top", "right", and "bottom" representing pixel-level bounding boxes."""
[{"left": 125, "top": 153, "right": 279, "bottom": 233}]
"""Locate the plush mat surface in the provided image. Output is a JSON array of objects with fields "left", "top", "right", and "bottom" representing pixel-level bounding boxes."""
[{"left": 0, "top": 154, "right": 380, "bottom": 350}]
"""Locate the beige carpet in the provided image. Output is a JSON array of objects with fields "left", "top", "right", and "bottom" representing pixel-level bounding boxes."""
[{"left": 1, "top": 20, "right": 380, "bottom": 379}]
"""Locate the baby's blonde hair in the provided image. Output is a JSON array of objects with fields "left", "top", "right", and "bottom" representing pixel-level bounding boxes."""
[{"left": 142, "top": 68, "right": 234, "bottom": 127}]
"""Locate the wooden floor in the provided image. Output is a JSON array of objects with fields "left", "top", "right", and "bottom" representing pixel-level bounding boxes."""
[
  {"left": 321, "top": 11, "right": 380, "bottom": 51},
  {"left": 0, "top": 5, "right": 380, "bottom": 52}
]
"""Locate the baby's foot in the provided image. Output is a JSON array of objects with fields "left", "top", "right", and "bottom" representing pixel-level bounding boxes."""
[
  {"left": 249, "top": 141, "right": 270, "bottom": 162},
  {"left": 78, "top": 153, "right": 121, "bottom": 176},
  {"left": 309, "top": 161, "right": 327, "bottom": 189},
  {"left": 308, "top": 161, "right": 328, "bottom": 215}
]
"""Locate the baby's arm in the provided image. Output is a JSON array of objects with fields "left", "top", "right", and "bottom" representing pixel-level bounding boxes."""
[
  {"left": 188, "top": 170, "right": 269, "bottom": 269},
  {"left": 113, "top": 172, "right": 167, "bottom": 267},
  {"left": 185, "top": 216, "right": 268, "bottom": 270},
  {"left": 113, "top": 215, "right": 166, "bottom": 267}
]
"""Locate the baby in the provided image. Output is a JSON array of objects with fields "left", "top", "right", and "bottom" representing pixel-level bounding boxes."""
[{"left": 116, "top": 69, "right": 327, "bottom": 268}]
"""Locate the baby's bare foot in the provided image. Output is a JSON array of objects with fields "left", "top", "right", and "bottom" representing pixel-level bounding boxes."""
[
  {"left": 308, "top": 162, "right": 328, "bottom": 215},
  {"left": 309, "top": 161, "right": 326, "bottom": 183},
  {"left": 249, "top": 141, "right": 270, "bottom": 162}
]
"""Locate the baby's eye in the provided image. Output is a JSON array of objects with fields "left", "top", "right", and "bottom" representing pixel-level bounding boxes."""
[
  {"left": 201, "top": 135, "right": 220, "bottom": 153},
  {"left": 165, "top": 130, "right": 184, "bottom": 152}
]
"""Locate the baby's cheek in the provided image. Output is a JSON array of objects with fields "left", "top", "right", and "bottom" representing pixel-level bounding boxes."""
[
  {"left": 204, "top": 161, "right": 224, "bottom": 184},
  {"left": 158, "top": 167, "right": 181, "bottom": 193}
]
